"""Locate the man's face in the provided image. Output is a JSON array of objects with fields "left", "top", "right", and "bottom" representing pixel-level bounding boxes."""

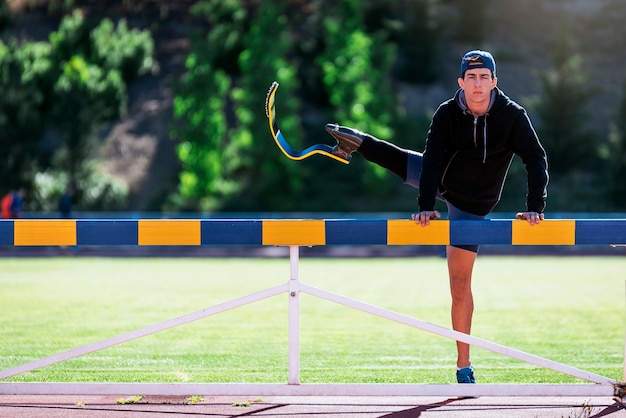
[{"left": 458, "top": 68, "right": 497, "bottom": 105}]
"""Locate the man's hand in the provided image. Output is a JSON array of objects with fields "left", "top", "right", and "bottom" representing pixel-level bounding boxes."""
[
  {"left": 412, "top": 210, "right": 441, "bottom": 226},
  {"left": 516, "top": 211, "right": 544, "bottom": 225}
]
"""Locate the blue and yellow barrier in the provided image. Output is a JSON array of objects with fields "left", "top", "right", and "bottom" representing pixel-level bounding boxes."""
[{"left": 1, "top": 219, "right": 625, "bottom": 246}]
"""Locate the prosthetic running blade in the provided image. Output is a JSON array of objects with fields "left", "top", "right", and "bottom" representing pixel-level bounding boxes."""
[{"left": 264, "top": 81, "right": 351, "bottom": 164}]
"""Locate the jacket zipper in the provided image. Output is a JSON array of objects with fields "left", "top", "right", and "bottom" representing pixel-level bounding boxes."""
[
  {"left": 473, "top": 115, "right": 488, "bottom": 163},
  {"left": 473, "top": 116, "right": 478, "bottom": 148},
  {"left": 482, "top": 114, "right": 488, "bottom": 163}
]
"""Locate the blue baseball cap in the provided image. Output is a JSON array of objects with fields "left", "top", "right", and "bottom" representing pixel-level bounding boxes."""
[{"left": 460, "top": 50, "right": 496, "bottom": 77}]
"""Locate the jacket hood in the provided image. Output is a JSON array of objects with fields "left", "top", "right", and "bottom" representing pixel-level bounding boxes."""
[
  {"left": 454, "top": 87, "right": 501, "bottom": 113},
  {"left": 454, "top": 87, "right": 505, "bottom": 114}
]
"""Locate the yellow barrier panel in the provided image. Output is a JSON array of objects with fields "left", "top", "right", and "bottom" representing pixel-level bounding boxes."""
[
  {"left": 138, "top": 220, "right": 201, "bottom": 246},
  {"left": 262, "top": 220, "right": 325, "bottom": 246},
  {"left": 14, "top": 220, "right": 77, "bottom": 246},
  {"left": 387, "top": 220, "right": 450, "bottom": 245},
  {"left": 511, "top": 219, "right": 576, "bottom": 245}
]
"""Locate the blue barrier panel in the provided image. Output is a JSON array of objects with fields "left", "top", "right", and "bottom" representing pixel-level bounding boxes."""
[
  {"left": 325, "top": 219, "right": 387, "bottom": 245},
  {"left": 450, "top": 220, "right": 512, "bottom": 245},
  {"left": 575, "top": 219, "right": 626, "bottom": 245},
  {"left": 201, "top": 219, "right": 263, "bottom": 246},
  {"left": 77, "top": 220, "right": 138, "bottom": 246},
  {"left": 0, "top": 221, "right": 13, "bottom": 245}
]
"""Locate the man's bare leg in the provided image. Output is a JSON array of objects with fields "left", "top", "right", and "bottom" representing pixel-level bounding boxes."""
[{"left": 446, "top": 245, "right": 477, "bottom": 369}]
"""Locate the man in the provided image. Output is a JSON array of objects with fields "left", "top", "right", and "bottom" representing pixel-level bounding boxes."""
[
  {"left": 1, "top": 187, "right": 25, "bottom": 219},
  {"left": 59, "top": 186, "right": 74, "bottom": 218},
  {"left": 325, "top": 50, "right": 549, "bottom": 383}
]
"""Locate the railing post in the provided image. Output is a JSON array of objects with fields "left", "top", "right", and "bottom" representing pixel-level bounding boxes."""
[{"left": 288, "top": 245, "right": 301, "bottom": 385}]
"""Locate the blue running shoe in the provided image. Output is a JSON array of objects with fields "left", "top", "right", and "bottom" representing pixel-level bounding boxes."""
[{"left": 456, "top": 365, "right": 476, "bottom": 384}]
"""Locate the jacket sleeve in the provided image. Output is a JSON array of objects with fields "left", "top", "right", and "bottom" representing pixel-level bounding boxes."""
[
  {"left": 513, "top": 110, "right": 549, "bottom": 213},
  {"left": 418, "top": 106, "right": 449, "bottom": 212}
]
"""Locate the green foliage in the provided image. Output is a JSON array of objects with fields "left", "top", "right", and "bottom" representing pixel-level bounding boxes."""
[
  {"left": 5, "top": 2, "right": 626, "bottom": 212},
  {"left": 170, "top": 0, "right": 248, "bottom": 211},
  {"left": 0, "top": 39, "right": 54, "bottom": 192},
  {"left": 30, "top": 170, "right": 68, "bottom": 211},
  {"left": 189, "top": 0, "right": 249, "bottom": 73},
  {"left": 0, "top": 0, "right": 12, "bottom": 31},
  {"left": 90, "top": 18, "right": 155, "bottom": 80},
  {"left": 44, "top": 0, "right": 76, "bottom": 15},
  {"left": 171, "top": 0, "right": 417, "bottom": 212},
  {"left": 0, "top": 8, "right": 154, "bottom": 210},
  {"left": 533, "top": 57, "right": 597, "bottom": 162},
  {"left": 600, "top": 77, "right": 626, "bottom": 209},
  {"left": 49, "top": 55, "right": 126, "bottom": 198},
  {"left": 171, "top": 0, "right": 409, "bottom": 211},
  {"left": 525, "top": 28, "right": 598, "bottom": 175},
  {"left": 30, "top": 163, "right": 128, "bottom": 212},
  {"left": 173, "top": 70, "right": 233, "bottom": 209},
  {"left": 318, "top": 0, "right": 397, "bottom": 197},
  {"left": 76, "top": 162, "right": 129, "bottom": 211},
  {"left": 447, "top": 0, "right": 490, "bottom": 45},
  {"left": 521, "top": 27, "right": 603, "bottom": 211},
  {"left": 228, "top": 0, "right": 304, "bottom": 211},
  {"left": 386, "top": 0, "right": 443, "bottom": 84},
  {"left": 172, "top": 0, "right": 304, "bottom": 211},
  {"left": 53, "top": 55, "right": 127, "bottom": 125},
  {"left": 47, "top": 12, "right": 152, "bottom": 207},
  {"left": 48, "top": 9, "right": 91, "bottom": 62}
]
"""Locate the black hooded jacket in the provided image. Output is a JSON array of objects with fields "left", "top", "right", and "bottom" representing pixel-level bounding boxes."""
[{"left": 418, "top": 87, "right": 548, "bottom": 216}]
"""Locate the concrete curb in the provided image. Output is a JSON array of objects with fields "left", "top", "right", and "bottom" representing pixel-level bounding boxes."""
[{"left": 1, "top": 395, "right": 624, "bottom": 417}]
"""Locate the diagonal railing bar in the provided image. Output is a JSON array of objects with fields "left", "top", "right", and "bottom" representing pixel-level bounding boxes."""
[
  {"left": 0, "top": 283, "right": 288, "bottom": 380},
  {"left": 299, "top": 283, "right": 616, "bottom": 385}
]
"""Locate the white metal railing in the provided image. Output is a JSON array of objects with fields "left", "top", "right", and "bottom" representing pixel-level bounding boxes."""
[{"left": 1, "top": 244, "right": 623, "bottom": 398}]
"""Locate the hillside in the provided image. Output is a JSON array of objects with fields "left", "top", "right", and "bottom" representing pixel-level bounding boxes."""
[
  {"left": 5, "top": 0, "right": 199, "bottom": 210},
  {"left": 5, "top": 0, "right": 626, "bottom": 211},
  {"left": 97, "top": 12, "right": 192, "bottom": 210}
]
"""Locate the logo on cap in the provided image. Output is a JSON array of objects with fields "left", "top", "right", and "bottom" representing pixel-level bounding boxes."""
[{"left": 460, "top": 50, "right": 496, "bottom": 77}]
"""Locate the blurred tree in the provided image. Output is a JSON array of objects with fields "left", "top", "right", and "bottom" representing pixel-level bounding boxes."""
[
  {"left": 171, "top": 0, "right": 304, "bottom": 211},
  {"left": 170, "top": 0, "right": 246, "bottom": 210},
  {"left": 523, "top": 26, "right": 601, "bottom": 211},
  {"left": 0, "top": 40, "right": 54, "bottom": 194},
  {"left": 0, "top": 9, "right": 154, "bottom": 210},
  {"left": 0, "top": 0, "right": 12, "bottom": 32},
  {"left": 446, "top": 0, "right": 490, "bottom": 46},
  {"left": 90, "top": 17, "right": 156, "bottom": 81},
  {"left": 172, "top": 65, "right": 233, "bottom": 210},
  {"left": 387, "top": 0, "right": 443, "bottom": 84},
  {"left": 228, "top": 0, "right": 304, "bottom": 211},
  {"left": 49, "top": 55, "right": 127, "bottom": 196},
  {"left": 601, "top": 76, "right": 626, "bottom": 209},
  {"left": 45, "top": 10, "right": 154, "bottom": 209},
  {"left": 172, "top": 0, "right": 426, "bottom": 212},
  {"left": 317, "top": 0, "right": 398, "bottom": 199},
  {"left": 49, "top": 9, "right": 91, "bottom": 61},
  {"left": 524, "top": 30, "right": 597, "bottom": 175}
]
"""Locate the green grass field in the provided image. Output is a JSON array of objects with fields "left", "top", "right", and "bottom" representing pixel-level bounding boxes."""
[{"left": 0, "top": 256, "right": 624, "bottom": 384}]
